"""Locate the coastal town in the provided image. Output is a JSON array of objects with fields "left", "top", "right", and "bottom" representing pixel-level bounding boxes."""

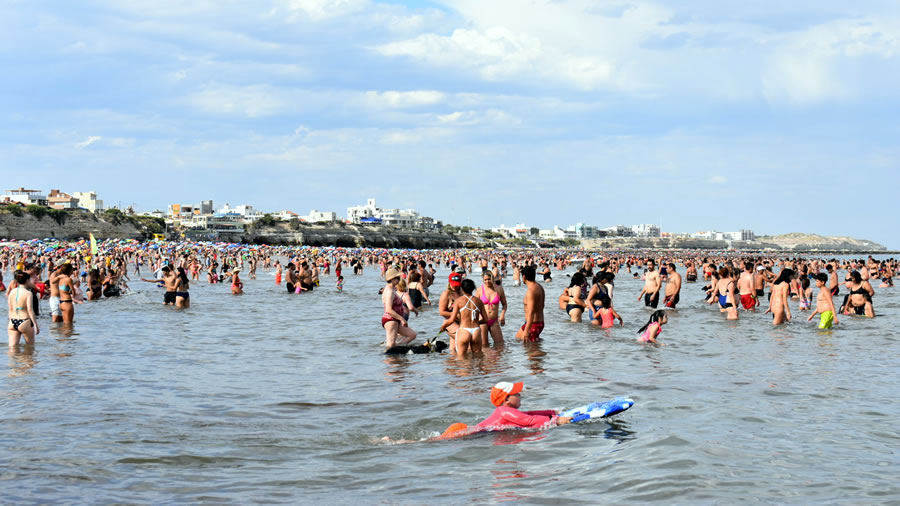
[{"left": 2, "top": 187, "right": 760, "bottom": 246}]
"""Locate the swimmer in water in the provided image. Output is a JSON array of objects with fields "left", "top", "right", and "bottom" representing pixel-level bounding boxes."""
[{"left": 636, "top": 310, "right": 667, "bottom": 345}]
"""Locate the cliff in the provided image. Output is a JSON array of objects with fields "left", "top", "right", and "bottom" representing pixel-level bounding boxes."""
[
  {"left": 754, "top": 233, "right": 886, "bottom": 252},
  {"left": 223, "top": 222, "right": 467, "bottom": 249},
  {"left": 0, "top": 208, "right": 148, "bottom": 240},
  {"left": 582, "top": 233, "right": 886, "bottom": 252}
]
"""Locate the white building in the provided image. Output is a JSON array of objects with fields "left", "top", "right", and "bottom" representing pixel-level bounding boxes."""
[
  {"left": 302, "top": 210, "right": 337, "bottom": 224},
  {"left": 631, "top": 224, "right": 661, "bottom": 238},
  {"left": 72, "top": 191, "right": 104, "bottom": 212},
  {"left": 691, "top": 230, "right": 754, "bottom": 241},
  {"left": 181, "top": 214, "right": 245, "bottom": 233},
  {"left": 346, "top": 198, "right": 431, "bottom": 228},
  {"left": 273, "top": 210, "right": 299, "bottom": 221},
  {"left": 217, "top": 203, "right": 264, "bottom": 222},
  {"left": 3, "top": 188, "right": 49, "bottom": 207},
  {"left": 347, "top": 198, "right": 378, "bottom": 223},
  {"left": 539, "top": 226, "right": 576, "bottom": 239},
  {"left": 567, "top": 223, "right": 599, "bottom": 239},
  {"left": 600, "top": 225, "right": 632, "bottom": 237},
  {"left": 141, "top": 209, "right": 166, "bottom": 219},
  {"left": 491, "top": 223, "right": 530, "bottom": 238}
]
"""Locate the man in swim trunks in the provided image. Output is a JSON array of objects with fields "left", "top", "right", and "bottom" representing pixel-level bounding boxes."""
[
  {"left": 756, "top": 264, "right": 771, "bottom": 304},
  {"left": 159, "top": 266, "right": 177, "bottom": 305},
  {"left": 48, "top": 263, "right": 63, "bottom": 322},
  {"left": 738, "top": 262, "right": 756, "bottom": 310},
  {"left": 515, "top": 266, "right": 545, "bottom": 342},
  {"left": 826, "top": 264, "right": 839, "bottom": 296},
  {"left": 637, "top": 260, "right": 661, "bottom": 308},
  {"left": 663, "top": 263, "right": 681, "bottom": 308},
  {"left": 808, "top": 273, "right": 838, "bottom": 329}
]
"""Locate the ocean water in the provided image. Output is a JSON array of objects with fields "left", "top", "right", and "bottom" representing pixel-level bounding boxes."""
[{"left": 2, "top": 263, "right": 899, "bottom": 504}]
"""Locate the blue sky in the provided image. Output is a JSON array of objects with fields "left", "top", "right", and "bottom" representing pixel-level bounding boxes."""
[{"left": 2, "top": 0, "right": 899, "bottom": 247}]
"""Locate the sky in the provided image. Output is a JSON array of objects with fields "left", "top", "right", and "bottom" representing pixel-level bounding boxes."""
[{"left": 2, "top": 0, "right": 899, "bottom": 247}]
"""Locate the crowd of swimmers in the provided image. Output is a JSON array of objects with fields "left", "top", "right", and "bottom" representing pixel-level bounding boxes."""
[
  {"left": 379, "top": 252, "right": 894, "bottom": 354},
  {"left": 3, "top": 240, "right": 895, "bottom": 349}
]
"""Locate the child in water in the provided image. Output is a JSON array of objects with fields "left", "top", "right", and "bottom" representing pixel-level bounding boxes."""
[
  {"left": 808, "top": 273, "right": 838, "bottom": 329},
  {"left": 442, "top": 382, "right": 572, "bottom": 437},
  {"left": 798, "top": 276, "right": 812, "bottom": 310},
  {"left": 383, "top": 381, "right": 573, "bottom": 444},
  {"left": 637, "top": 310, "right": 667, "bottom": 345},
  {"left": 592, "top": 297, "right": 623, "bottom": 328},
  {"left": 336, "top": 275, "right": 344, "bottom": 293}
]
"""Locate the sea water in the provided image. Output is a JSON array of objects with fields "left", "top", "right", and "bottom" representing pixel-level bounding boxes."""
[{"left": 2, "top": 261, "right": 898, "bottom": 503}]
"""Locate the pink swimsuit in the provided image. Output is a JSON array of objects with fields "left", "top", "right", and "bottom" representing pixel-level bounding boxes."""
[
  {"left": 476, "top": 406, "right": 558, "bottom": 430},
  {"left": 480, "top": 286, "right": 500, "bottom": 327},
  {"left": 639, "top": 322, "right": 661, "bottom": 342}
]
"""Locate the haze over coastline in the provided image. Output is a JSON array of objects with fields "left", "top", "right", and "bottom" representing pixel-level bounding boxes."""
[{"left": 3, "top": 1, "right": 899, "bottom": 248}]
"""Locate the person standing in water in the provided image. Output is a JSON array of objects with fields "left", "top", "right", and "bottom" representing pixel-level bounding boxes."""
[
  {"left": 663, "top": 263, "right": 681, "bottom": 309},
  {"left": 381, "top": 268, "right": 416, "bottom": 348},
  {"left": 515, "top": 266, "right": 545, "bottom": 342},
  {"left": 808, "top": 273, "right": 838, "bottom": 329},
  {"left": 766, "top": 268, "right": 793, "bottom": 325},
  {"left": 638, "top": 260, "right": 661, "bottom": 308},
  {"left": 8, "top": 270, "right": 39, "bottom": 347},
  {"left": 231, "top": 268, "right": 244, "bottom": 295}
]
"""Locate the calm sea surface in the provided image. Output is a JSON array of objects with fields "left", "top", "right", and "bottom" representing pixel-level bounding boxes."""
[{"left": 3, "top": 260, "right": 899, "bottom": 504}]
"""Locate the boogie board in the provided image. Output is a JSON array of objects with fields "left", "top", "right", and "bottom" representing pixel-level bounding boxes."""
[{"left": 560, "top": 397, "right": 634, "bottom": 423}]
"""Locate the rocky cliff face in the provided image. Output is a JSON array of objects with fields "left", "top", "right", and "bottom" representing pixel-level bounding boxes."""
[
  {"left": 223, "top": 223, "right": 464, "bottom": 248},
  {"left": 0, "top": 210, "right": 143, "bottom": 240},
  {"left": 755, "top": 233, "right": 886, "bottom": 252},
  {"left": 583, "top": 234, "right": 886, "bottom": 252}
]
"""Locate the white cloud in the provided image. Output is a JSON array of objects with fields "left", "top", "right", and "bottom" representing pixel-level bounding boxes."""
[
  {"left": 364, "top": 90, "right": 446, "bottom": 108},
  {"left": 277, "top": 0, "right": 369, "bottom": 21},
  {"left": 709, "top": 175, "right": 727, "bottom": 184},
  {"left": 75, "top": 136, "right": 102, "bottom": 148},
  {"left": 184, "top": 84, "right": 288, "bottom": 117}
]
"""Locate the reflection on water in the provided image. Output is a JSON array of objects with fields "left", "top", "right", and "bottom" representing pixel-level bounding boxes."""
[
  {"left": 1, "top": 262, "right": 898, "bottom": 503},
  {"left": 7, "top": 346, "right": 37, "bottom": 378},
  {"left": 523, "top": 341, "right": 546, "bottom": 375}
]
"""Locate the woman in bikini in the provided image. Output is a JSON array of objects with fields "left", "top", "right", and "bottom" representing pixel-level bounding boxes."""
[
  {"left": 439, "top": 272, "right": 463, "bottom": 352},
  {"left": 439, "top": 278, "right": 487, "bottom": 355},
  {"left": 565, "top": 272, "right": 587, "bottom": 322},
  {"left": 56, "top": 263, "right": 76, "bottom": 324},
  {"left": 766, "top": 268, "right": 793, "bottom": 325},
  {"left": 478, "top": 271, "right": 506, "bottom": 346},
  {"left": 231, "top": 268, "right": 244, "bottom": 295},
  {"left": 406, "top": 271, "right": 431, "bottom": 309},
  {"left": 381, "top": 268, "right": 416, "bottom": 348},
  {"left": 175, "top": 267, "right": 191, "bottom": 308},
  {"left": 7, "top": 270, "right": 39, "bottom": 347},
  {"left": 841, "top": 271, "right": 875, "bottom": 317}
]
